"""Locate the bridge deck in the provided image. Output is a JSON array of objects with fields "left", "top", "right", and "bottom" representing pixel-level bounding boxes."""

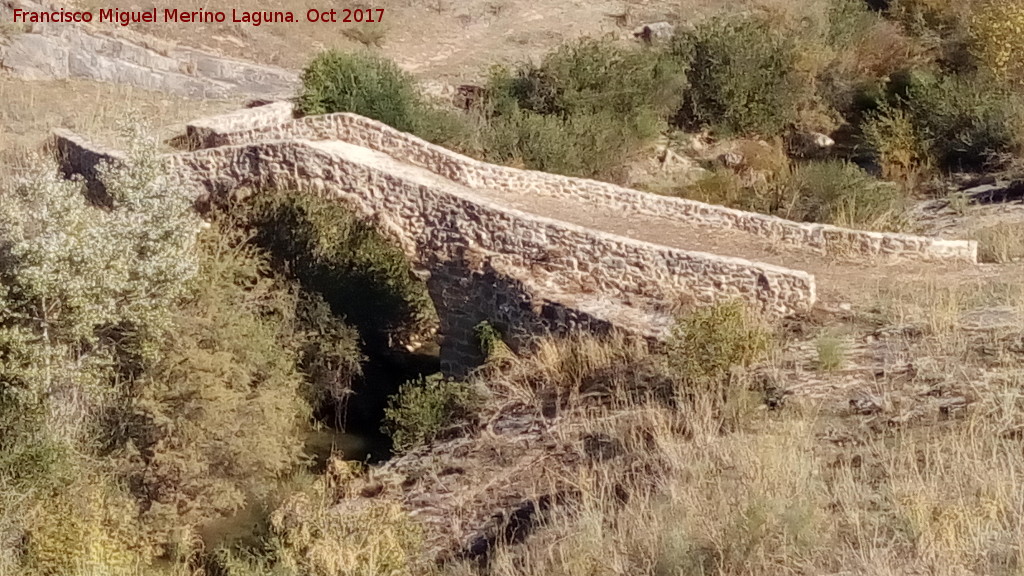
[{"left": 309, "top": 140, "right": 975, "bottom": 309}]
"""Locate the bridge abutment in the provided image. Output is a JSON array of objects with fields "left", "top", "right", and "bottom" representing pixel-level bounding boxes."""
[{"left": 427, "top": 254, "right": 625, "bottom": 378}]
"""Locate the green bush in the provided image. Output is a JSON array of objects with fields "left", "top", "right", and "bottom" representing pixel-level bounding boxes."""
[
  {"left": 0, "top": 126, "right": 379, "bottom": 574},
  {"left": 863, "top": 73, "right": 1024, "bottom": 172},
  {"left": 383, "top": 374, "right": 480, "bottom": 453},
  {"left": 826, "top": 0, "right": 883, "bottom": 49},
  {"left": 778, "top": 160, "right": 908, "bottom": 231},
  {"left": 241, "top": 191, "right": 436, "bottom": 352},
  {"left": 297, "top": 50, "right": 423, "bottom": 132},
  {"left": 488, "top": 36, "right": 686, "bottom": 120},
  {"left": 860, "top": 99, "right": 931, "bottom": 179},
  {"left": 815, "top": 332, "right": 846, "bottom": 372},
  {"left": 297, "top": 50, "right": 477, "bottom": 150},
  {"left": 294, "top": 291, "right": 365, "bottom": 408},
  {"left": 671, "top": 13, "right": 808, "bottom": 136},
  {"left": 482, "top": 107, "right": 661, "bottom": 179},
  {"left": 666, "top": 301, "right": 774, "bottom": 427},
  {"left": 475, "top": 320, "right": 515, "bottom": 363},
  {"left": 482, "top": 37, "right": 686, "bottom": 179},
  {"left": 667, "top": 301, "right": 773, "bottom": 389},
  {"left": 123, "top": 221, "right": 314, "bottom": 547}
]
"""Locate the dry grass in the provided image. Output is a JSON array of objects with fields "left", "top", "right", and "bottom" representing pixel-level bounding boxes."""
[
  {"left": 439, "top": 370, "right": 1024, "bottom": 576},
  {"left": 873, "top": 270, "right": 1024, "bottom": 339},
  {"left": 426, "top": 278, "right": 1024, "bottom": 576},
  {"left": 971, "top": 221, "right": 1024, "bottom": 264},
  {"left": 429, "top": 374, "right": 1024, "bottom": 575},
  {"left": 8, "top": 311, "right": 1023, "bottom": 576},
  {"left": 0, "top": 77, "right": 238, "bottom": 182},
  {"left": 481, "top": 330, "right": 654, "bottom": 401},
  {"left": 874, "top": 276, "right": 981, "bottom": 338}
]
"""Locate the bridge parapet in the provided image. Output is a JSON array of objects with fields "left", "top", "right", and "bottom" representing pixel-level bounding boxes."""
[
  {"left": 55, "top": 121, "right": 820, "bottom": 375},
  {"left": 185, "top": 106, "right": 978, "bottom": 264}
]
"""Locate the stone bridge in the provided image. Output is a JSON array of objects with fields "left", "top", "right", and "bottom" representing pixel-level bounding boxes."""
[{"left": 54, "top": 103, "right": 977, "bottom": 375}]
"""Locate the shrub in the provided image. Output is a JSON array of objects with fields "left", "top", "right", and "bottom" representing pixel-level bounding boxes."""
[
  {"left": 0, "top": 125, "right": 369, "bottom": 574},
  {"left": 241, "top": 191, "right": 436, "bottom": 352},
  {"left": 668, "top": 301, "right": 773, "bottom": 387},
  {"left": 297, "top": 50, "right": 478, "bottom": 150},
  {"left": 864, "top": 73, "right": 1024, "bottom": 173},
  {"left": 885, "top": 0, "right": 969, "bottom": 46},
  {"left": 967, "top": 0, "right": 1024, "bottom": 84},
  {"left": 124, "top": 221, "right": 312, "bottom": 548},
  {"left": 23, "top": 472, "right": 152, "bottom": 576},
  {"left": 297, "top": 50, "right": 423, "bottom": 132},
  {"left": 861, "top": 100, "right": 932, "bottom": 179},
  {"left": 0, "top": 123, "right": 203, "bottom": 570},
  {"left": 686, "top": 168, "right": 747, "bottom": 207},
  {"left": 482, "top": 108, "right": 660, "bottom": 179},
  {"left": 270, "top": 481, "right": 425, "bottom": 576},
  {"left": 685, "top": 167, "right": 788, "bottom": 216},
  {"left": 671, "top": 13, "right": 808, "bottom": 136},
  {"left": 826, "top": 0, "right": 884, "bottom": 49},
  {"left": 383, "top": 374, "right": 480, "bottom": 453},
  {"left": 475, "top": 321, "right": 515, "bottom": 364},
  {"left": 815, "top": 332, "right": 846, "bottom": 372},
  {"left": 910, "top": 75, "right": 1024, "bottom": 170},
  {"left": 0, "top": 121, "right": 200, "bottom": 386},
  {"left": 684, "top": 158, "right": 905, "bottom": 231},
  {"left": 666, "top": 301, "right": 773, "bottom": 426},
  {"left": 817, "top": 11, "right": 931, "bottom": 121},
  {"left": 488, "top": 36, "right": 686, "bottom": 120},
  {"left": 779, "top": 160, "right": 908, "bottom": 231},
  {"left": 408, "top": 104, "right": 485, "bottom": 153},
  {"left": 482, "top": 37, "right": 687, "bottom": 179},
  {"left": 294, "top": 292, "right": 364, "bottom": 408}
]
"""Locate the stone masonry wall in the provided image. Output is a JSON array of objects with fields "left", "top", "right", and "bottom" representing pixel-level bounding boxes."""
[
  {"left": 426, "top": 258, "right": 627, "bottom": 374},
  {"left": 54, "top": 129, "right": 125, "bottom": 181},
  {"left": 191, "top": 110, "right": 977, "bottom": 263},
  {"left": 163, "top": 139, "right": 816, "bottom": 317},
  {"left": 55, "top": 129, "right": 817, "bottom": 374},
  {"left": 185, "top": 102, "right": 296, "bottom": 149},
  {"left": 0, "top": 0, "right": 298, "bottom": 100}
]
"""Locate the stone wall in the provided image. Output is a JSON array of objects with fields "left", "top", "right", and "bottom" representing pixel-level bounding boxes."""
[
  {"left": 52, "top": 128, "right": 127, "bottom": 202},
  {"left": 55, "top": 128, "right": 818, "bottom": 375},
  {"left": 192, "top": 111, "right": 978, "bottom": 263},
  {"left": 0, "top": 0, "right": 298, "bottom": 99},
  {"left": 186, "top": 102, "right": 296, "bottom": 149},
  {"left": 165, "top": 139, "right": 815, "bottom": 311},
  {"left": 426, "top": 258, "right": 629, "bottom": 373},
  {"left": 53, "top": 128, "right": 126, "bottom": 179}
]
